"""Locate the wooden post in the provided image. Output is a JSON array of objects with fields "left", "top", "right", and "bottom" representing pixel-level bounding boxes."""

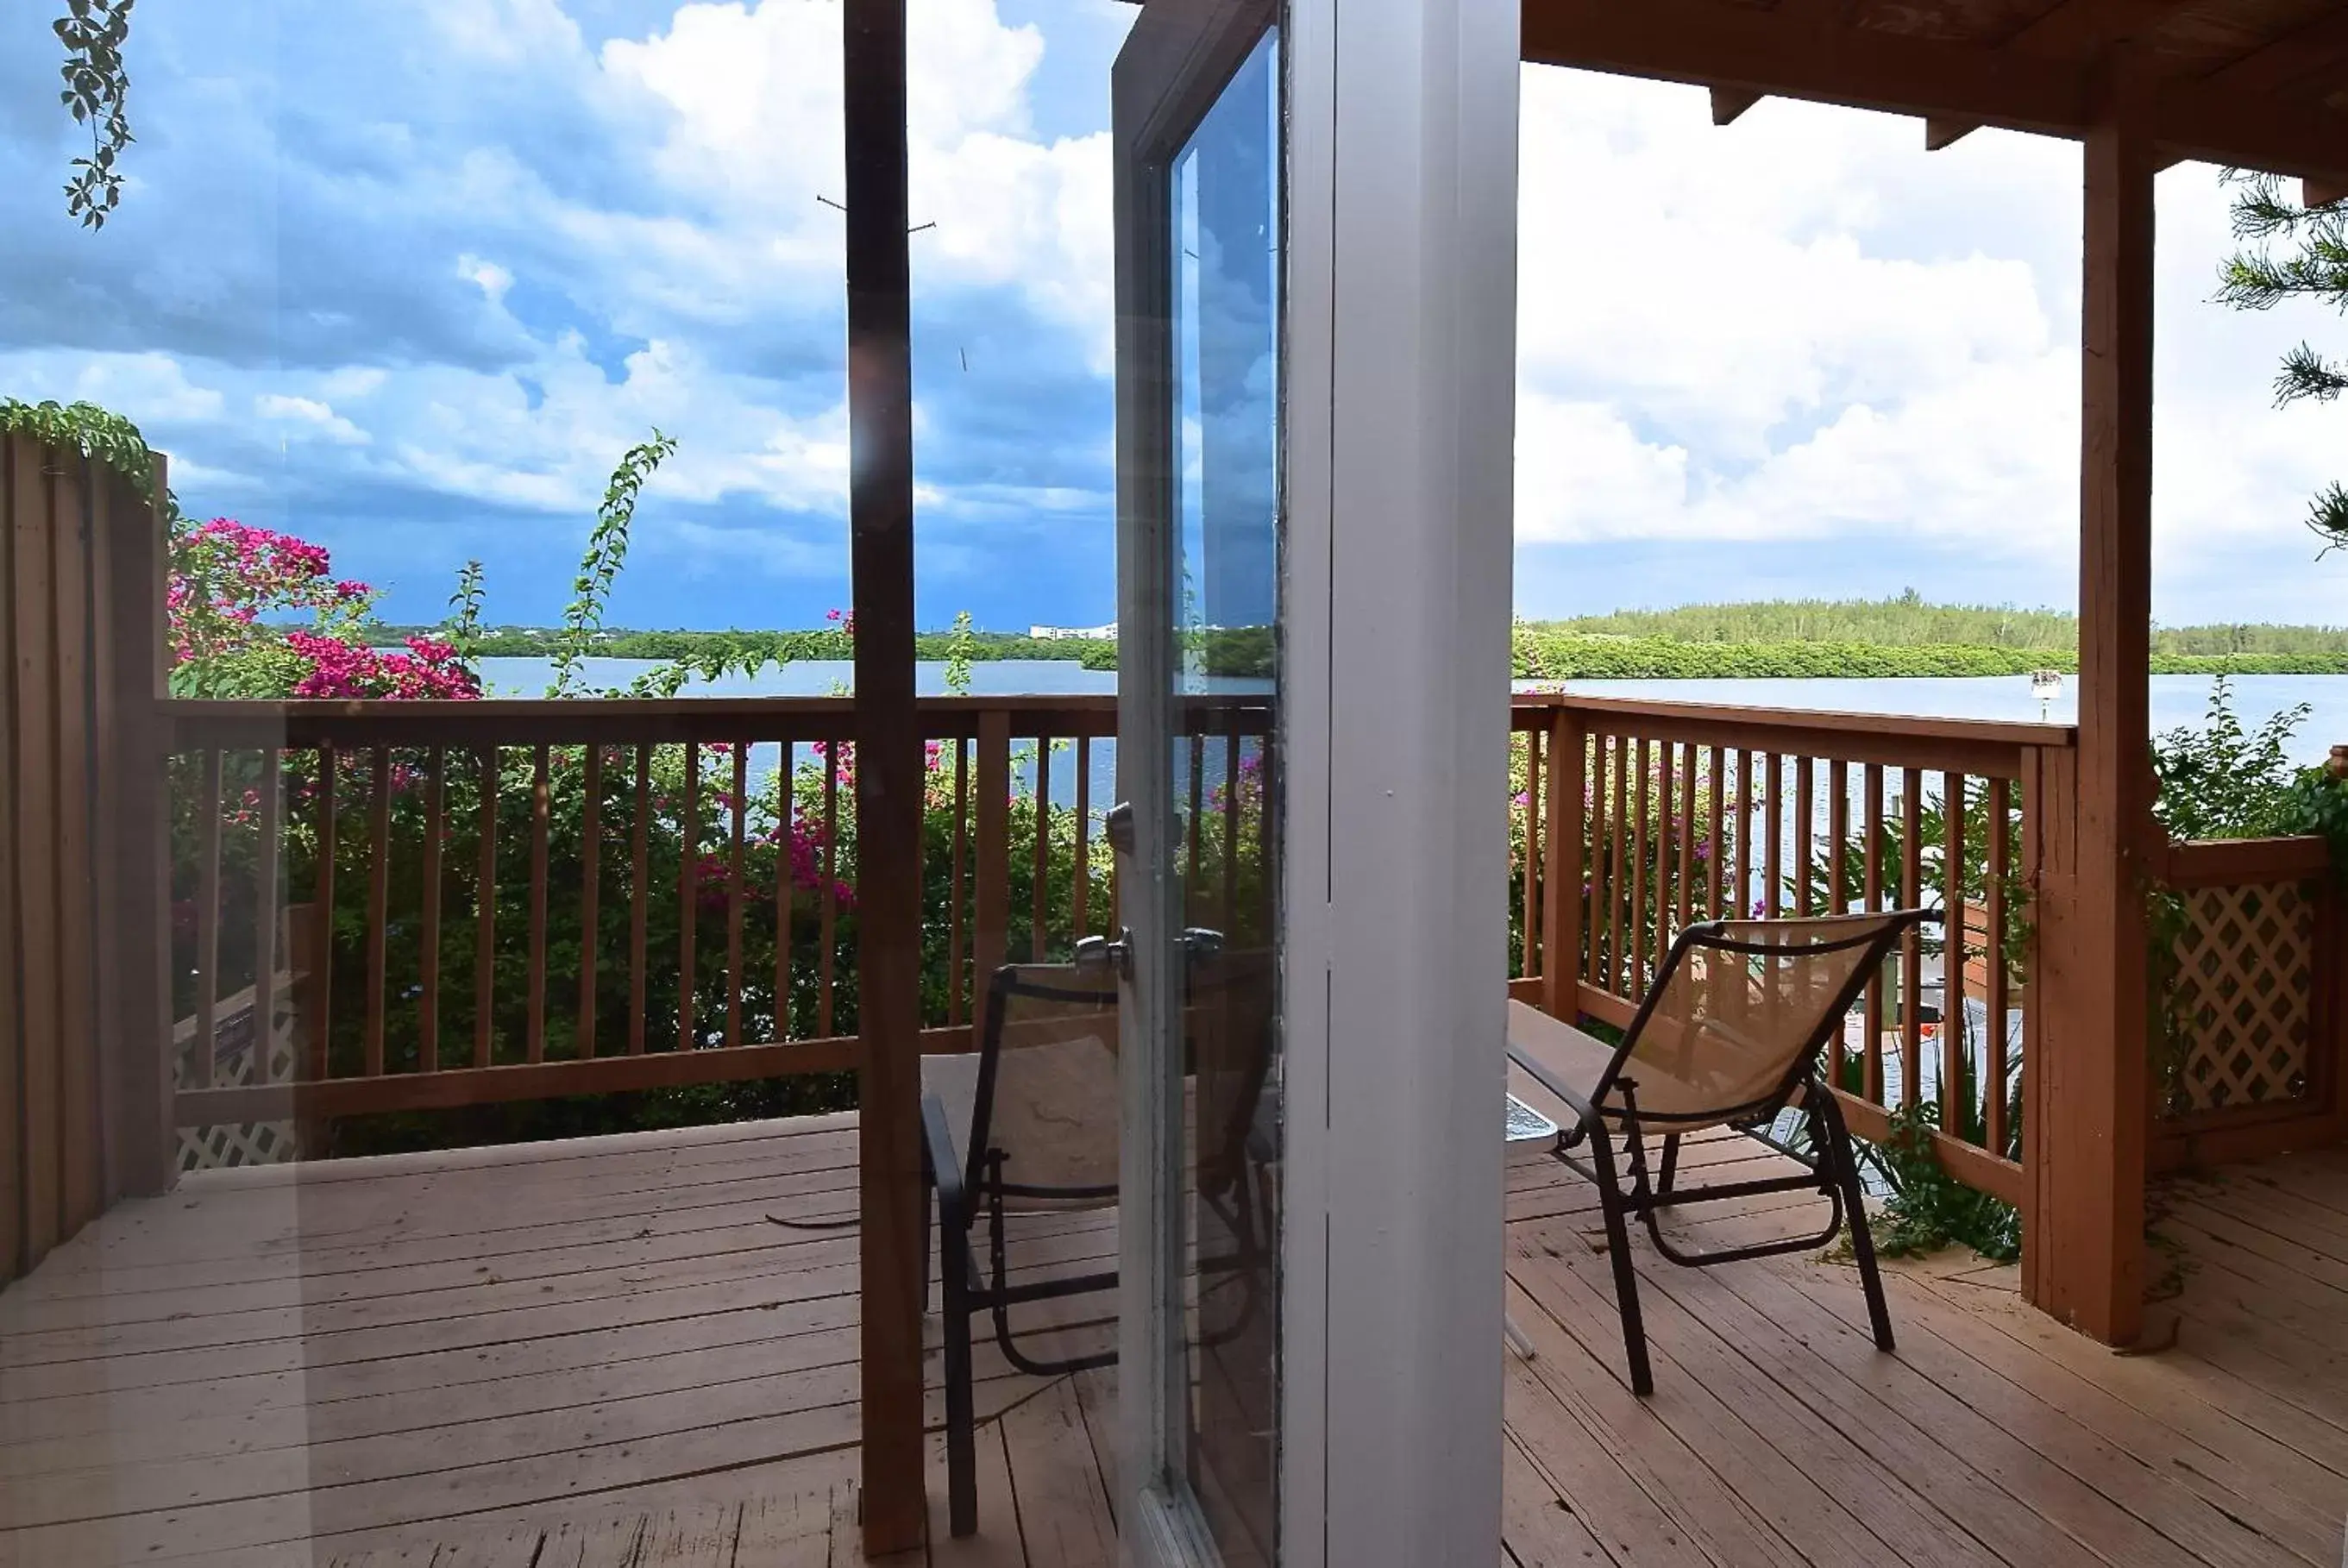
[
  {"left": 2031, "top": 57, "right": 2157, "bottom": 1345},
  {"left": 88, "top": 452, "right": 172, "bottom": 1203},
  {"left": 843, "top": 0, "right": 926, "bottom": 1550},
  {"left": 1542, "top": 711, "right": 1584, "bottom": 1019}
]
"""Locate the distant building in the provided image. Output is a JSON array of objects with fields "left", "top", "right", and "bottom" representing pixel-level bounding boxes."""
[{"left": 1029, "top": 622, "right": 1117, "bottom": 641}]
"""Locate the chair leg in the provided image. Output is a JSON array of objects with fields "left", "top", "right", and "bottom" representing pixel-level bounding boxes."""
[
  {"left": 1656, "top": 1132, "right": 1681, "bottom": 1199},
  {"left": 1585, "top": 1122, "right": 1654, "bottom": 1396},
  {"left": 942, "top": 1220, "right": 978, "bottom": 1536},
  {"left": 1817, "top": 1088, "right": 1895, "bottom": 1352}
]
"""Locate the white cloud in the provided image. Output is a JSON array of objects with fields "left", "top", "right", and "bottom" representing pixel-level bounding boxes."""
[
  {"left": 1512, "top": 67, "right": 2348, "bottom": 622},
  {"left": 256, "top": 393, "right": 370, "bottom": 445}
]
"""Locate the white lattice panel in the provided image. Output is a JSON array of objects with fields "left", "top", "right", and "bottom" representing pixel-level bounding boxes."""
[
  {"left": 175, "top": 983, "right": 302, "bottom": 1172},
  {"left": 2166, "top": 881, "right": 2315, "bottom": 1116}
]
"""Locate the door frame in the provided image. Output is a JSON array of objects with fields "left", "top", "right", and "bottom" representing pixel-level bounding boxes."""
[
  {"left": 1111, "top": 4, "right": 1278, "bottom": 1564},
  {"left": 1112, "top": 0, "right": 1523, "bottom": 1562},
  {"left": 1277, "top": 2, "right": 1522, "bottom": 1566}
]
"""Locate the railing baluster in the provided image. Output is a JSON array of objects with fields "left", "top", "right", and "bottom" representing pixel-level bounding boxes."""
[
  {"left": 473, "top": 745, "right": 495, "bottom": 1069},
  {"left": 1863, "top": 762, "right": 1885, "bottom": 1103},
  {"left": 1828, "top": 760, "right": 1849, "bottom": 920},
  {"left": 579, "top": 744, "right": 600, "bottom": 1060},
  {"left": 419, "top": 747, "right": 442, "bottom": 1071},
  {"left": 1900, "top": 767, "right": 1924, "bottom": 1108},
  {"left": 1222, "top": 724, "right": 1242, "bottom": 931},
  {"left": 254, "top": 748, "right": 282, "bottom": 1078},
  {"left": 1762, "top": 753, "right": 1783, "bottom": 919},
  {"left": 729, "top": 742, "right": 748, "bottom": 1051},
  {"left": 1735, "top": 750, "right": 1755, "bottom": 922},
  {"left": 1943, "top": 771, "right": 1968, "bottom": 1138},
  {"left": 1544, "top": 712, "right": 1583, "bottom": 1018},
  {"left": 1675, "top": 742, "right": 1696, "bottom": 936},
  {"left": 1704, "top": 744, "right": 1724, "bottom": 919},
  {"left": 527, "top": 743, "right": 550, "bottom": 1065},
  {"left": 1651, "top": 737, "right": 1673, "bottom": 981},
  {"left": 681, "top": 741, "right": 701, "bottom": 1051},
  {"left": 1033, "top": 733, "right": 1052, "bottom": 963},
  {"left": 1522, "top": 726, "right": 1542, "bottom": 980},
  {"left": 630, "top": 745, "right": 650, "bottom": 1056},
  {"left": 1986, "top": 775, "right": 2012, "bottom": 1157},
  {"left": 313, "top": 743, "right": 338, "bottom": 1087},
  {"left": 367, "top": 747, "right": 392, "bottom": 1078},
  {"left": 976, "top": 713, "right": 1010, "bottom": 1005},
  {"left": 1071, "top": 736, "right": 1089, "bottom": 943},
  {"left": 1187, "top": 731, "right": 1206, "bottom": 927},
  {"left": 1792, "top": 755, "right": 1813, "bottom": 919},
  {"left": 1608, "top": 734, "right": 1629, "bottom": 996},
  {"left": 195, "top": 748, "right": 223, "bottom": 1088},
  {"left": 777, "top": 741, "right": 796, "bottom": 1042},
  {"left": 818, "top": 737, "right": 837, "bottom": 1038},
  {"left": 1631, "top": 737, "right": 1651, "bottom": 996},
  {"left": 1586, "top": 731, "right": 1609, "bottom": 996},
  {"left": 950, "top": 736, "right": 968, "bottom": 1025}
]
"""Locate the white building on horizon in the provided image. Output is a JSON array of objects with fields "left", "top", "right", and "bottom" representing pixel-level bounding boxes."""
[{"left": 1028, "top": 621, "right": 1117, "bottom": 641}]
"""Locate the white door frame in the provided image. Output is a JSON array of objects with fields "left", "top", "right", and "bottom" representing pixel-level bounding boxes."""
[
  {"left": 1278, "top": 1, "right": 1522, "bottom": 1565},
  {"left": 1111, "top": 5, "right": 1279, "bottom": 1564}
]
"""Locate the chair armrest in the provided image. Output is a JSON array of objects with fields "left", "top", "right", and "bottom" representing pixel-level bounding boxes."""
[
  {"left": 920, "top": 1091, "right": 968, "bottom": 1225},
  {"left": 1504, "top": 1037, "right": 1598, "bottom": 1124}
]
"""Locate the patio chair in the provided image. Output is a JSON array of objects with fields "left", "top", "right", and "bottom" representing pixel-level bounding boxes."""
[
  {"left": 1507, "top": 910, "right": 1931, "bottom": 1396},
  {"left": 920, "top": 946, "right": 1276, "bottom": 1536}
]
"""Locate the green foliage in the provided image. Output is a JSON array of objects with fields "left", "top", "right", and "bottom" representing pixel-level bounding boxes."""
[
  {"left": 943, "top": 610, "right": 978, "bottom": 696},
  {"left": 1862, "top": 1100, "right": 2021, "bottom": 1263},
  {"left": 550, "top": 430, "right": 676, "bottom": 698},
  {"left": 2215, "top": 171, "right": 2348, "bottom": 543},
  {"left": 2149, "top": 676, "right": 2310, "bottom": 841},
  {"left": 54, "top": 1, "right": 136, "bottom": 229},
  {"left": 0, "top": 397, "right": 166, "bottom": 508},
  {"left": 1529, "top": 593, "right": 2079, "bottom": 649},
  {"left": 1513, "top": 632, "right": 2061, "bottom": 681},
  {"left": 444, "top": 561, "right": 488, "bottom": 668}
]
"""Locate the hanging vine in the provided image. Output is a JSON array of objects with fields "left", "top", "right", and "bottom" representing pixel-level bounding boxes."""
[{"left": 54, "top": 1, "right": 139, "bottom": 229}]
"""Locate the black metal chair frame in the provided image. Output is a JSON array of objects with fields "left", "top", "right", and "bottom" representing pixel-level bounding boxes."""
[
  {"left": 1509, "top": 911, "right": 1934, "bottom": 1397},
  {"left": 920, "top": 958, "right": 1273, "bottom": 1538}
]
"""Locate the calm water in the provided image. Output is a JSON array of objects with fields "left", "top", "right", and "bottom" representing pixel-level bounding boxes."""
[{"left": 482, "top": 658, "right": 2348, "bottom": 766}]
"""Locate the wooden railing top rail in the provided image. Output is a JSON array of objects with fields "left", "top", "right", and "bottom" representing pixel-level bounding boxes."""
[
  {"left": 2154, "top": 833, "right": 2331, "bottom": 889},
  {"left": 1514, "top": 691, "right": 2075, "bottom": 776},
  {"left": 163, "top": 693, "right": 1271, "bottom": 750}
]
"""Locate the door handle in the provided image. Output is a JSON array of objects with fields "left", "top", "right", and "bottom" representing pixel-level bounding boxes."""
[
  {"left": 1075, "top": 930, "right": 1135, "bottom": 979},
  {"left": 1104, "top": 800, "right": 1138, "bottom": 857}
]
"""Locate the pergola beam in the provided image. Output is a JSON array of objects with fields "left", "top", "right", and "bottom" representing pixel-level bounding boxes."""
[
  {"left": 1709, "top": 86, "right": 1762, "bottom": 125},
  {"left": 1521, "top": 0, "right": 2348, "bottom": 185},
  {"left": 1922, "top": 1, "right": 2198, "bottom": 154}
]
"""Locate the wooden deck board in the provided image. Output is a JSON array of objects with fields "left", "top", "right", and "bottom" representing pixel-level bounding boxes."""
[{"left": 2, "top": 1115, "right": 2341, "bottom": 1566}]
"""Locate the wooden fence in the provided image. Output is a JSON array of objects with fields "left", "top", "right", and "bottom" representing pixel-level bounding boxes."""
[
  {"left": 0, "top": 435, "right": 173, "bottom": 1286},
  {"left": 162, "top": 693, "right": 1272, "bottom": 1138},
  {"left": 1509, "top": 693, "right": 2078, "bottom": 1207}
]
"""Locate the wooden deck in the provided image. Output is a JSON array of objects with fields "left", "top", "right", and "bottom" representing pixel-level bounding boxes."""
[{"left": 1, "top": 1114, "right": 2341, "bottom": 1566}]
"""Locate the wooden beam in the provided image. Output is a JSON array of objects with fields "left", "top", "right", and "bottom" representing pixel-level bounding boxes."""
[
  {"left": 842, "top": 0, "right": 926, "bottom": 1553},
  {"left": 1924, "top": 116, "right": 1975, "bottom": 150},
  {"left": 1523, "top": 0, "right": 2089, "bottom": 133},
  {"left": 2033, "top": 53, "right": 2157, "bottom": 1347},
  {"left": 1709, "top": 86, "right": 1761, "bottom": 124},
  {"left": 2309, "top": 179, "right": 2348, "bottom": 209},
  {"left": 2201, "top": 5, "right": 2348, "bottom": 99},
  {"left": 1520, "top": 0, "right": 2348, "bottom": 185}
]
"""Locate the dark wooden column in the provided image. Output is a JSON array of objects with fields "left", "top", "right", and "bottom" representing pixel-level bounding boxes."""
[
  {"left": 2031, "top": 55, "right": 2157, "bottom": 1345},
  {"left": 843, "top": 0, "right": 926, "bottom": 1550}
]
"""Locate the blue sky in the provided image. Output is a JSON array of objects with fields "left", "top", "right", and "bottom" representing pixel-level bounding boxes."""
[{"left": 2, "top": 1, "right": 2343, "bottom": 631}]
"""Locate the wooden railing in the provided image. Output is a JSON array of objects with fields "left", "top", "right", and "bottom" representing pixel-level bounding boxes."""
[
  {"left": 1509, "top": 694, "right": 2078, "bottom": 1206},
  {"left": 163, "top": 694, "right": 1272, "bottom": 1142}
]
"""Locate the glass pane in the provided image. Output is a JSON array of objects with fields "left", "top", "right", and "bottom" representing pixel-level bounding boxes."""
[{"left": 1167, "top": 26, "right": 1282, "bottom": 1562}]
